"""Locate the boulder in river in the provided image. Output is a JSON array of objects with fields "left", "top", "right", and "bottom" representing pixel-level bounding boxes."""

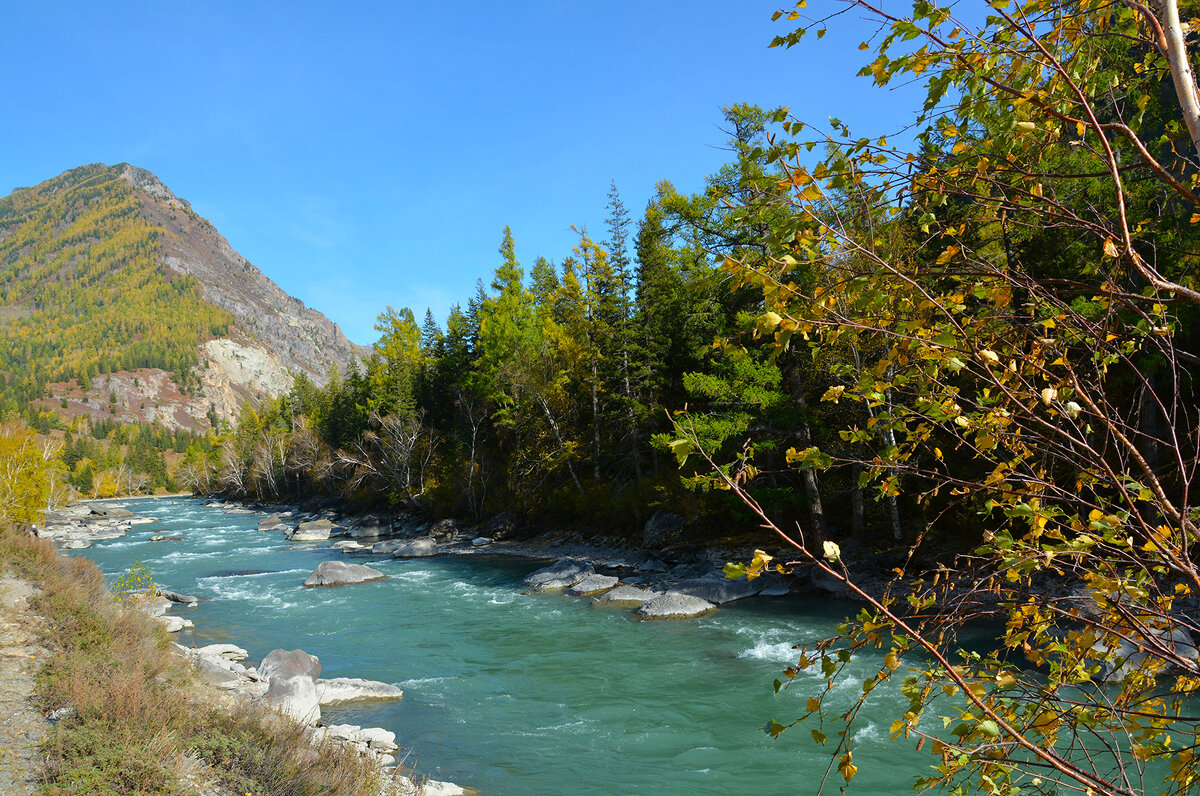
[
  {"left": 317, "top": 677, "right": 404, "bottom": 705},
  {"left": 672, "top": 577, "right": 764, "bottom": 605},
  {"left": 303, "top": 560, "right": 386, "bottom": 588},
  {"left": 523, "top": 559, "right": 594, "bottom": 591},
  {"left": 287, "top": 519, "right": 332, "bottom": 541},
  {"left": 157, "top": 588, "right": 200, "bottom": 605},
  {"left": 261, "top": 649, "right": 322, "bottom": 724},
  {"left": 568, "top": 574, "right": 619, "bottom": 596},
  {"left": 391, "top": 538, "right": 437, "bottom": 558},
  {"left": 592, "top": 584, "right": 656, "bottom": 606},
  {"left": 258, "top": 514, "right": 289, "bottom": 532},
  {"left": 635, "top": 591, "right": 715, "bottom": 620}
]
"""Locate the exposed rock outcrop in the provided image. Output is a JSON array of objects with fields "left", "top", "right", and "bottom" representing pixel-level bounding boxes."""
[{"left": 302, "top": 561, "right": 387, "bottom": 588}]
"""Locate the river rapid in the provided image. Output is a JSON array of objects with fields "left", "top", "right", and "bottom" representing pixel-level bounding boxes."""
[{"left": 74, "top": 497, "right": 937, "bottom": 795}]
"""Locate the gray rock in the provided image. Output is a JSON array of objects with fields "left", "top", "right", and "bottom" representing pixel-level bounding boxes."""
[
  {"left": 316, "top": 677, "right": 404, "bottom": 705},
  {"left": 523, "top": 559, "right": 594, "bottom": 591},
  {"left": 638, "top": 558, "right": 669, "bottom": 573},
  {"left": 348, "top": 515, "right": 391, "bottom": 538},
  {"left": 471, "top": 536, "right": 493, "bottom": 547},
  {"left": 60, "top": 539, "right": 92, "bottom": 549},
  {"left": 261, "top": 649, "right": 322, "bottom": 725},
  {"left": 333, "top": 540, "right": 373, "bottom": 554},
  {"left": 391, "top": 538, "right": 437, "bottom": 558},
  {"left": 258, "top": 514, "right": 288, "bottom": 531},
  {"left": 568, "top": 574, "right": 620, "bottom": 596},
  {"left": 643, "top": 510, "right": 685, "bottom": 547},
  {"left": 673, "top": 577, "right": 764, "bottom": 604},
  {"left": 592, "top": 585, "right": 655, "bottom": 606},
  {"left": 635, "top": 591, "right": 715, "bottom": 620},
  {"left": 156, "top": 615, "right": 194, "bottom": 632},
  {"left": 288, "top": 519, "right": 332, "bottom": 541},
  {"left": 303, "top": 560, "right": 386, "bottom": 588},
  {"left": 192, "top": 643, "right": 249, "bottom": 661},
  {"left": 371, "top": 540, "right": 408, "bottom": 554},
  {"left": 135, "top": 595, "right": 173, "bottom": 617},
  {"left": 428, "top": 518, "right": 459, "bottom": 540},
  {"left": 357, "top": 726, "right": 398, "bottom": 752},
  {"left": 158, "top": 588, "right": 200, "bottom": 604},
  {"left": 195, "top": 656, "right": 242, "bottom": 689}
]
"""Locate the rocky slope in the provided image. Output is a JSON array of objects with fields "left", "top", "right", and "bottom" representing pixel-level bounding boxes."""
[{"left": 1, "top": 163, "right": 368, "bottom": 429}]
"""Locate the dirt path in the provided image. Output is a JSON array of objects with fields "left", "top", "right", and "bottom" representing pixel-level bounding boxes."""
[{"left": 0, "top": 576, "right": 48, "bottom": 793}]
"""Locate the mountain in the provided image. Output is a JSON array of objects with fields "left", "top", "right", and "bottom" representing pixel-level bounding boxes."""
[{"left": 0, "top": 163, "right": 367, "bottom": 430}]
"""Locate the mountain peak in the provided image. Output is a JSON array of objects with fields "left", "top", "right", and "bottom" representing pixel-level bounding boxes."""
[{"left": 0, "top": 163, "right": 367, "bottom": 430}]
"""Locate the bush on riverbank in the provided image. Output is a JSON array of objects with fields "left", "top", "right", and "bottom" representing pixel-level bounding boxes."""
[{"left": 0, "top": 529, "right": 385, "bottom": 795}]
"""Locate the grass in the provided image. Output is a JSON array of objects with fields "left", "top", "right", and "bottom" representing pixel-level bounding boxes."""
[{"left": 0, "top": 530, "right": 389, "bottom": 795}]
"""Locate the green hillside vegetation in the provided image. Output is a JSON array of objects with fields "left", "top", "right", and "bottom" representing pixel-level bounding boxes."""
[{"left": 0, "top": 164, "right": 232, "bottom": 413}]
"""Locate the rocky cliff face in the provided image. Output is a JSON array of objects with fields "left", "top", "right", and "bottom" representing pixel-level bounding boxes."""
[{"left": 119, "top": 164, "right": 366, "bottom": 385}]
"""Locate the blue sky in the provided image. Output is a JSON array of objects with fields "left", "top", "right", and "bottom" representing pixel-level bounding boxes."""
[{"left": 1, "top": 1, "right": 923, "bottom": 345}]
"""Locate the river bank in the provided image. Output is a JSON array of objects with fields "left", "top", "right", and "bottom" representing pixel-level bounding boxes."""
[
  {"left": 42, "top": 495, "right": 942, "bottom": 795},
  {"left": 32, "top": 500, "right": 471, "bottom": 796}
]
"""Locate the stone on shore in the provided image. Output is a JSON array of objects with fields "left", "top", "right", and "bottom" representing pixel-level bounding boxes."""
[
  {"left": 568, "top": 574, "right": 619, "bottom": 596},
  {"left": 258, "top": 514, "right": 289, "bottom": 532},
  {"left": 334, "top": 540, "right": 373, "bottom": 554},
  {"left": 287, "top": 519, "right": 332, "bottom": 541},
  {"left": 316, "top": 677, "right": 404, "bottom": 705},
  {"left": 195, "top": 656, "right": 243, "bottom": 688},
  {"left": 471, "top": 536, "right": 492, "bottom": 547},
  {"left": 523, "top": 559, "right": 594, "bottom": 591},
  {"left": 156, "top": 615, "right": 194, "bottom": 632},
  {"left": 348, "top": 516, "right": 391, "bottom": 538},
  {"left": 391, "top": 538, "right": 437, "bottom": 558},
  {"left": 303, "top": 561, "right": 386, "bottom": 588},
  {"left": 635, "top": 591, "right": 715, "bottom": 620},
  {"left": 672, "top": 577, "right": 764, "bottom": 605},
  {"left": 192, "top": 643, "right": 249, "bottom": 661},
  {"left": 592, "top": 585, "right": 656, "bottom": 606},
  {"left": 261, "top": 649, "right": 322, "bottom": 724}
]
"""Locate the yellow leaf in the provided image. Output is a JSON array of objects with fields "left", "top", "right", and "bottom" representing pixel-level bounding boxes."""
[
  {"left": 807, "top": 697, "right": 820, "bottom": 713},
  {"left": 821, "top": 385, "right": 845, "bottom": 403},
  {"left": 839, "top": 753, "right": 858, "bottom": 783},
  {"left": 1103, "top": 238, "right": 1120, "bottom": 258}
]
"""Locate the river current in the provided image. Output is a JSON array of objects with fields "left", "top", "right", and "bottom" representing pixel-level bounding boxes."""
[{"left": 74, "top": 497, "right": 933, "bottom": 795}]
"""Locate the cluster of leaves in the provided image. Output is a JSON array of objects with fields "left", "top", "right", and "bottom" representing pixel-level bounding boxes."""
[
  {"left": 0, "top": 414, "right": 66, "bottom": 529},
  {"left": 680, "top": 0, "right": 1200, "bottom": 794}
]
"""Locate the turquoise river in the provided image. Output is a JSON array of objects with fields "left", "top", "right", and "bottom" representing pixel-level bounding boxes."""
[{"left": 74, "top": 497, "right": 947, "bottom": 795}]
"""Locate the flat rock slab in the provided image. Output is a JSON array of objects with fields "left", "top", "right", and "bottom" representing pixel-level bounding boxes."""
[
  {"left": 288, "top": 519, "right": 332, "bottom": 541},
  {"left": 592, "top": 585, "right": 656, "bottom": 606},
  {"left": 303, "top": 560, "right": 387, "bottom": 588},
  {"left": 192, "top": 643, "right": 249, "bottom": 661},
  {"left": 635, "top": 592, "right": 716, "bottom": 620},
  {"left": 391, "top": 538, "right": 437, "bottom": 558},
  {"left": 672, "top": 577, "right": 764, "bottom": 605},
  {"left": 317, "top": 677, "right": 404, "bottom": 705},
  {"left": 523, "top": 559, "right": 594, "bottom": 591},
  {"left": 568, "top": 574, "right": 619, "bottom": 596}
]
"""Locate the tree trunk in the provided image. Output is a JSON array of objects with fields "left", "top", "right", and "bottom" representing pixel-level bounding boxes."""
[
  {"left": 851, "top": 462, "right": 865, "bottom": 541},
  {"left": 788, "top": 369, "right": 829, "bottom": 538},
  {"left": 591, "top": 356, "right": 601, "bottom": 483}
]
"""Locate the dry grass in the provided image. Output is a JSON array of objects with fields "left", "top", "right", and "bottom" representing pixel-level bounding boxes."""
[{"left": 0, "top": 531, "right": 385, "bottom": 796}]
